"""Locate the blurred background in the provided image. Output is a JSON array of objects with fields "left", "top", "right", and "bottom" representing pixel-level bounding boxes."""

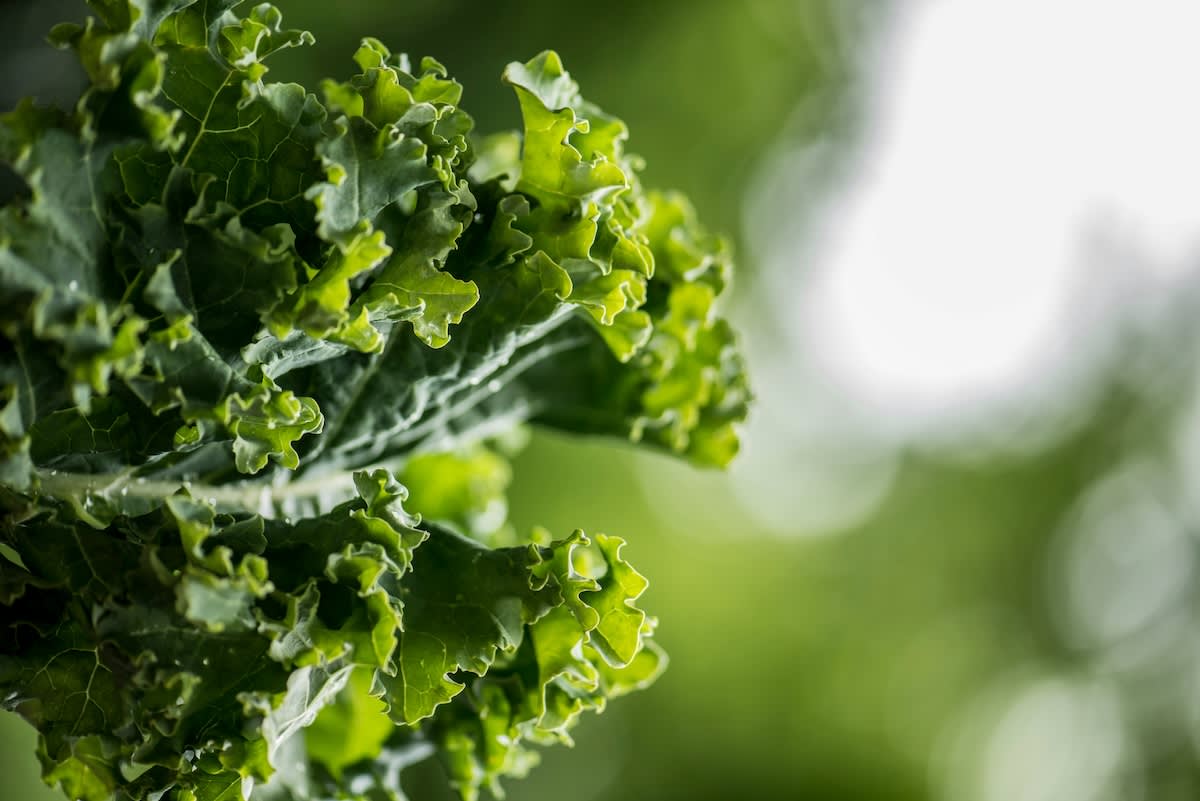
[{"left": 7, "top": 1, "right": 1200, "bottom": 799}]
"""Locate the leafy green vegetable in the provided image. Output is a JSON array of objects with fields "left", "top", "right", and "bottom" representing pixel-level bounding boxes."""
[{"left": 0, "top": 2, "right": 747, "bottom": 800}]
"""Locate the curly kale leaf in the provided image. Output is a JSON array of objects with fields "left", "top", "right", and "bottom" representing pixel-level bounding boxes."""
[{"left": 0, "top": 1, "right": 747, "bottom": 799}]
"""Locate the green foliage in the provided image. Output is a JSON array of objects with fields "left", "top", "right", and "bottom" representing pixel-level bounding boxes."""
[{"left": 0, "top": 2, "right": 746, "bottom": 800}]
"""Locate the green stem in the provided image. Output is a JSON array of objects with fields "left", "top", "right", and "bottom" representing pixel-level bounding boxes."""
[{"left": 33, "top": 468, "right": 360, "bottom": 516}]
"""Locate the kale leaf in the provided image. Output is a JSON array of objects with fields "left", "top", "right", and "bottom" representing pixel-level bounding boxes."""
[{"left": 0, "top": 3, "right": 747, "bottom": 799}]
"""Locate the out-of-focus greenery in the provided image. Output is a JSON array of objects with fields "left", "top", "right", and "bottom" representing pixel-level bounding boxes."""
[{"left": 7, "top": 2, "right": 1200, "bottom": 801}]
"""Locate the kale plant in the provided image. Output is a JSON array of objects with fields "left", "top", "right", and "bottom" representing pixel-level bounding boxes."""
[{"left": 0, "top": 2, "right": 748, "bottom": 799}]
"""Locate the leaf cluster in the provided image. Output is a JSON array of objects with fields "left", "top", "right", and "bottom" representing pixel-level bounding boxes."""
[{"left": 0, "top": 2, "right": 748, "bottom": 799}]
